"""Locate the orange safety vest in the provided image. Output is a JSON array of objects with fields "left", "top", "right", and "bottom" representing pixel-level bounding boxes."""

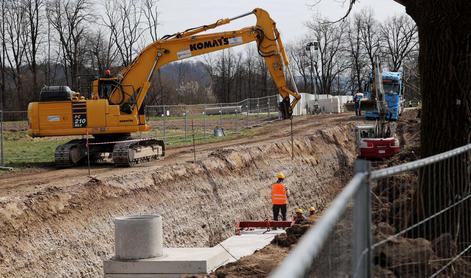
[{"left": 272, "top": 183, "right": 288, "bottom": 205}]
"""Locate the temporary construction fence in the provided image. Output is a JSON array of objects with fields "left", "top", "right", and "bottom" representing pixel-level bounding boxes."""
[
  {"left": 0, "top": 95, "right": 280, "bottom": 167},
  {"left": 0, "top": 110, "right": 30, "bottom": 168},
  {"left": 270, "top": 144, "right": 471, "bottom": 278},
  {"left": 144, "top": 95, "right": 279, "bottom": 146}
]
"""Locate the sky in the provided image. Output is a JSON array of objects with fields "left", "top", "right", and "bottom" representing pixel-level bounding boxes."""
[{"left": 156, "top": 0, "right": 406, "bottom": 43}]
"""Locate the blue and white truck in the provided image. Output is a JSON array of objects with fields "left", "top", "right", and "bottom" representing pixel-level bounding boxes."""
[{"left": 363, "top": 71, "right": 404, "bottom": 121}]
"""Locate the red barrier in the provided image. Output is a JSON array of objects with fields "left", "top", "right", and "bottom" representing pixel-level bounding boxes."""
[{"left": 235, "top": 220, "right": 294, "bottom": 235}]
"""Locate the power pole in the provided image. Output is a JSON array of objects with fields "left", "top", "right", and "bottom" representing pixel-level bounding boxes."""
[
  {"left": 0, "top": 0, "right": 5, "bottom": 166},
  {"left": 306, "top": 41, "right": 319, "bottom": 100},
  {"left": 1, "top": 0, "right": 5, "bottom": 109}
]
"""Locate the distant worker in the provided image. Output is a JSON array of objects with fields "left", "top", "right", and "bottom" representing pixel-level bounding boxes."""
[
  {"left": 354, "top": 93, "right": 362, "bottom": 116},
  {"left": 308, "top": 207, "right": 318, "bottom": 223},
  {"left": 294, "top": 208, "right": 306, "bottom": 224},
  {"left": 104, "top": 69, "right": 111, "bottom": 77},
  {"left": 272, "top": 172, "right": 289, "bottom": 221}
]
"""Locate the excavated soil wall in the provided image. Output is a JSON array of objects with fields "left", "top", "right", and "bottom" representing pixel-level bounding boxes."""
[{"left": 0, "top": 124, "right": 356, "bottom": 277}]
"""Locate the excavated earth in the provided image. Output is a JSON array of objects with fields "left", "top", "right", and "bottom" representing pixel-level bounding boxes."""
[{"left": 0, "top": 114, "right": 359, "bottom": 277}]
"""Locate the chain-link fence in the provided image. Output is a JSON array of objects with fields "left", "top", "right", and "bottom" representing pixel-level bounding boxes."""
[
  {"left": 0, "top": 110, "right": 66, "bottom": 168},
  {"left": 144, "top": 95, "right": 279, "bottom": 146},
  {"left": 369, "top": 147, "right": 471, "bottom": 277},
  {"left": 271, "top": 144, "right": 471, "bottom": 278},
  {"left": 0, "top": 95, "right": 280, "bottom": 167}
]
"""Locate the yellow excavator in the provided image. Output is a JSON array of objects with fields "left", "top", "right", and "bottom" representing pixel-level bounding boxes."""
[{"left": 27, "top": 8, "right": 301, "bottom": 166}]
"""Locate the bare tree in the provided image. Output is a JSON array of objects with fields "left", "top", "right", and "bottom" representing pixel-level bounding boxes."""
[
  {"left": 203, "top": 48, "right": 275, "bottom": 103},
  {"left": 102, "top": 0, "right": 145, "bottom": 67},
  {"left": 47, "top": 0, "right": 93, "bottom": 89},
  {"left": 4, "top": 0, "right": 28, "bottom": 106},
  {"left": 243, "top": 46, "right": 257, "bottom": 99},
  {"left": 288, "top": 41, "right": 311, "bottom": 92},
  {"left": 357, "top": 8, "right": 381, "bottom": 70},
  {"left": 402, "top": 53, "right": 420, "bottom": 101},
  {"left": 307, "top": 18, "right": 349, "bottom": 95},
  {"left": 0, "top": 0, "right": 6, "bottom": 110},
  {"left": 380, "top": 14, "right": 418, "bottom": 71},
  {"left": 346, "top": 15, "right": 368, "bottom": 94},
  {"left": 256, "top": 52, "right": 270, "bottom": 97},
  {"left": 142, "top": 0, "right": 159, "bottom": 41},
  {"left": 87, "top": 29, "right": 118, "bottom": 74},
  {"left": 23, "top": 0, "right": 45, "bottom": 94}
]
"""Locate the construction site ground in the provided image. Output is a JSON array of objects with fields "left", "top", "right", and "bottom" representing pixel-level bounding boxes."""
[
  {"left": 209, "top": 109, "right": 421, "bottom": 278},
  {"left": 0, "top": 110, "right": 419, "bottom": 277}
]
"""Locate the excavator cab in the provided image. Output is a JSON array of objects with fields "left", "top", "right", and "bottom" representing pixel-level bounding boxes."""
[
  {"left": 96, "top": 78, "right": 119, "bottom": 100},
  {"left": 92, "top": 77, "right": 135, "bottom": 114}
]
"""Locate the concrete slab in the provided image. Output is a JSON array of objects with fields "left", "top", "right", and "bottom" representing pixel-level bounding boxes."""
[
  {"left": 105, "top": 274, "right": 181, "bottom": 278},
  {"left": 104, "top": 248, "right": 231, "bottom": 275},
  {"left": 218, "top": 229, "right": 285, "bottom": 262},
  {"left": 104, "top": 229, "right": 285, "bottom": 277}
]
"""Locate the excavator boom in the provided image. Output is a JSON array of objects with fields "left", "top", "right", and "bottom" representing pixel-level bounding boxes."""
[{"left": 106, "top": 8, "right": 300, "bottom": 117}]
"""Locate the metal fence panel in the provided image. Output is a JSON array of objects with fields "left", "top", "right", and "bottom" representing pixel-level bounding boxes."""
[
  {"left": 0, "top": 95, "right": 280, "bottom": 167},
  {"left": 145, "top": 95, "right": 279, "bottom": 146},
  {"left": 369, "top": 146, "right": 471, "bottom": 277},
  {"left": 271, "top": 144, "right": 471, "bottom": 278},
  {"left": 270, "top": 169, "right": 367, "bottom": 278}
]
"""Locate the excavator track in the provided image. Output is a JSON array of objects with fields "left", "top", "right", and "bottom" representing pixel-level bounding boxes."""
[
  {"left": 54, "top": 138, "right": 165, "bottom": 167},
  {"left": 55, "top": 139, "right": 87, "bottom": 166},
  {"left": 112, "top": 138, "right": 165, "bottom": 167}
]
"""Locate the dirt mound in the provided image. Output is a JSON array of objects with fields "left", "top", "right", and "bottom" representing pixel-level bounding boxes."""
[
  {"left": 211, "top": 245, "right": 289, "bottom": 278},
  {"left": 272, "top": 224, "right": 311, "bottom": 247}
]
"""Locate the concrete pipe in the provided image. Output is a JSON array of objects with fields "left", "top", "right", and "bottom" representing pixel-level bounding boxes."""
[{"left": 114, "top": 214, "right": 163, "bottom": 260}]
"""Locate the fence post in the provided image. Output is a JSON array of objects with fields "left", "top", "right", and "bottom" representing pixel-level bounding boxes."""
[
  {"left": 268, "top": 99, "right": 271, "bottom": 117},
  {"left": 353, "top": 159, "right": 372, "bottom": 278},
  {"left": 219, "top": 104, "right": 223, "bottom": 128},
  {"left": 0, "top": 110, "right": 3, "bottom": 166},
  {"left": 163, "top": 106, "right": 166, "bottom": 142},
  {"left": 192, "top": 119, "right": 196, "bottom": 163},
  {"left": 247, "top": 101, "right": 250, "bottom": 128},
  {"left": 203, "top": 109, "right": 207, "bottom": 139},
  {"left": 184, "top": 111, "right": 188, "bottom": 140}
]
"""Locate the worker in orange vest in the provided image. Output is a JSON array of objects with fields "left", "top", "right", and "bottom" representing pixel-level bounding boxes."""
[{"left": 272, "top": 172, "right": 289, "bottom": 221}]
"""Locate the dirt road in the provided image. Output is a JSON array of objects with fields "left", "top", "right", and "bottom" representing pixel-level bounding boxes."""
[{"left": 0, "top": 113, "right": 356, "bottom": 196}]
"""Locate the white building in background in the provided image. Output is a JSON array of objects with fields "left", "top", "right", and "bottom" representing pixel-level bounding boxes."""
[{"left": 279, "top": 93, "right": 353, "bottom": 115}]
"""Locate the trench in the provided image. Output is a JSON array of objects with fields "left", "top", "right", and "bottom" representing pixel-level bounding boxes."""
[{"left": 0, "top": 124, "right": 357, "bottom": 278}]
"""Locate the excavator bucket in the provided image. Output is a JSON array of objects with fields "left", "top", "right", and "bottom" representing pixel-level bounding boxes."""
[
  {"left": 279, "top": 97, "right": 292, "bottom": 119},
  {"left": 360, "top": 99, "right": 377, "bottom": 111}
]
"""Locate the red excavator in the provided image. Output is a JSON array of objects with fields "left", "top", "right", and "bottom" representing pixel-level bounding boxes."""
[{"left": 355, "top": 57, "right": 400, "bottom": 160}]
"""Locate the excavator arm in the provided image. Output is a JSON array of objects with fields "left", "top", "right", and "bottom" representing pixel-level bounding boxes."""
[
  {"left": 372, "top": 57, "right": 390, "bottom": 137},
  {"left": 102, "top": 8, "right": 301, "bottom": 119}
]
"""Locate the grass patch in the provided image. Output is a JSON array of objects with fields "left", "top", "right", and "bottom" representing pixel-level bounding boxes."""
[
  {"left": 146, "top": 113, "right": 276, "bottom": 122},
  {"left": 1, "top": 128, "right": 255, "bottom": 168},
  {"left": 161, "top": 129, "right": 255, "bottom": 147},
  {"left": 4, "top": 137, "right": 69, "bottom": 167}
]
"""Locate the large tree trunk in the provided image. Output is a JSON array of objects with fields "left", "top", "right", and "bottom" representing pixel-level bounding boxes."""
[
  {"left": 413, "top": 4, "right": 471, "bottom": 157},
  {"left": 405, "top": 1, "right": 471, "bottom": 241}
]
